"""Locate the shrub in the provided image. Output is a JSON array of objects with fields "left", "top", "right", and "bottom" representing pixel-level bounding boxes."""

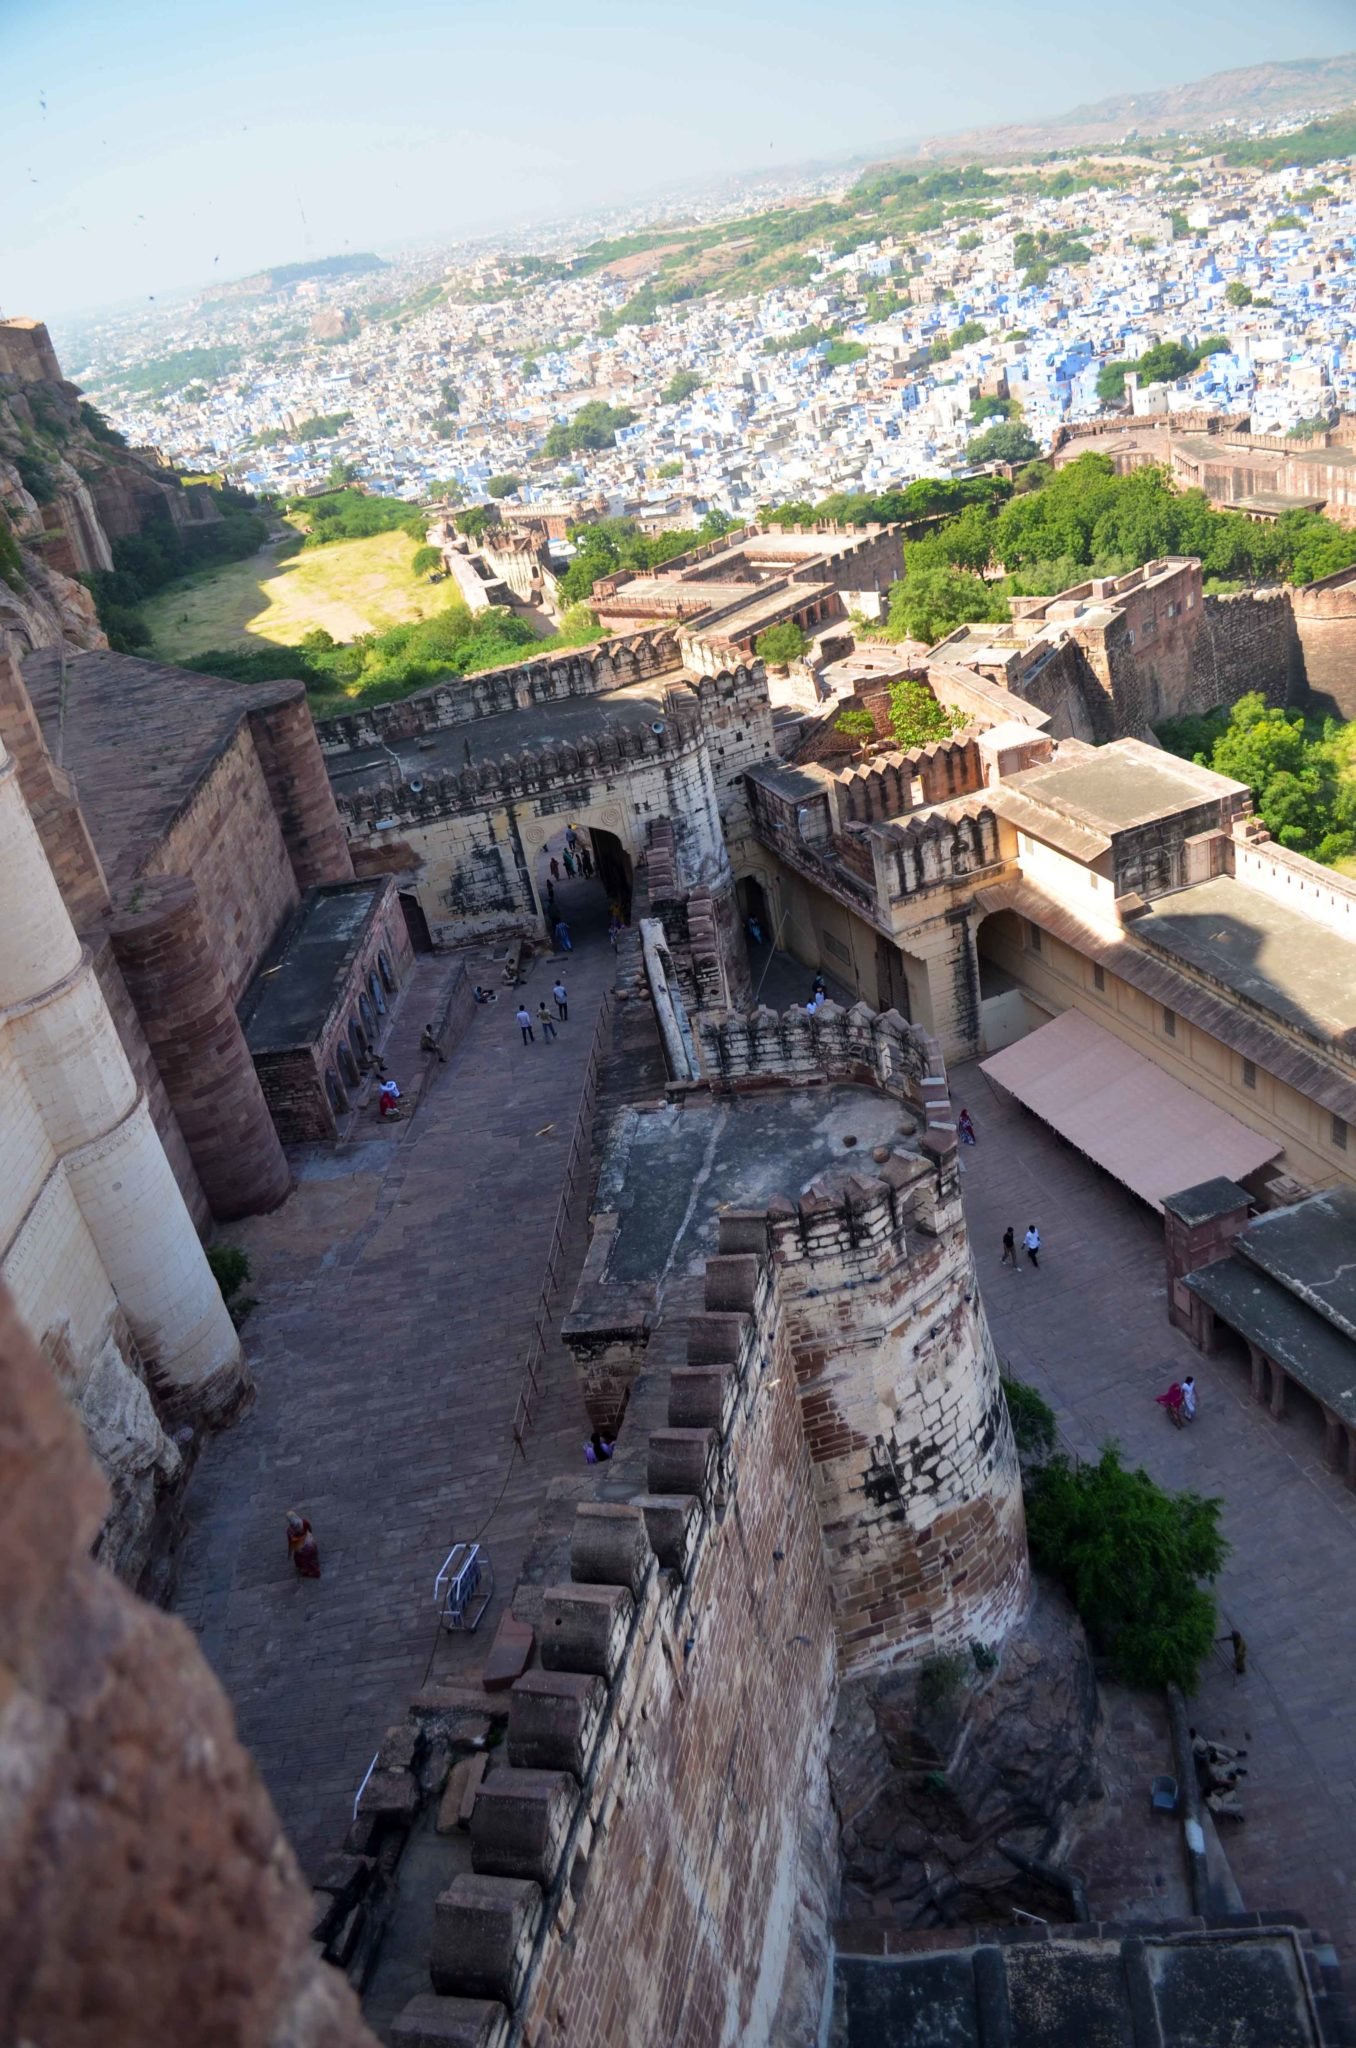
[
  {"left": 1002, "top": 1375, "right": 1057, "bottom": 1461},
  {"left": 1024, "top": 1444, "right": 1227, "bottom": 1690},
  {"left": 207, "top": 1243, "right": 251, "bottom": 1301},
  {"left": 835, "top": 707, "right": 877, "bottom": 741},
  {"left": 487, "top": 474, "right": 521, "bottom": 498},
  {"left": 918, "top": 1650, "right": 970, "bottom": 1711},
  {"left": 886, "top": 674, "right": 966, "bottom": 748},
  {"left": 411, "top": 545, "right": 442, "bottom": 576},
  {"left": 756, "top": 621, "right": 808, "bottom": 665}
]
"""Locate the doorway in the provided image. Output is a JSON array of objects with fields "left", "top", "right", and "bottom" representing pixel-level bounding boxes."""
[{"left": 399, "top": 891, "right": 433, "bottom": 954}]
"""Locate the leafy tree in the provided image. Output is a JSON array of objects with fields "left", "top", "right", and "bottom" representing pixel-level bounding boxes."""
[
  {"left": 656, "top": 459, "right": 684, "bottom": 480},
  {"left": 1270, "top": 214, "right": 1303, "bottom": 233},
  {"left": 439, "top": 379, "right": 461, "bottom": 412},
  {"left": 1025, "top": 1445, "right": 1227, "bottom": 1691},
  {"left": 520, "top": 357, "right": 540, "bottom": 380},
  {"left": 660, "top": 370, "right": 702, "bottom": 404},
  {"left": 1287, "top": 415, "right": 1330, "bottom": 440},
  {"left": 456, "top": 506, "right": 495, "bottom": 540},
  {"left": 886, "top": 674, "right": 966, "bottom": 747},
  {"left": 15, "top": 452, "right": 57, "bottom": 505},
  {"left": 835, "top": 707, "right": 877, "bottom": 743},
  {"left": 822, "top": 339, "right": 868, "bottom": 369},
  {"left": 1224, "top": 282, "right": 1253, "bottom": 308},
  {"left": 411, "top": 545, "right": 442, "bottom": 576},
  {"left": 949, "top": 320, "right": 985, "bottom": 348},
  {"left": 929, "top": 336, "right": 952, "bottom": 362},
  {"left": 296, "top": 489, "right": 424, "bottom": 548},
  {"left": 756, "top": 621, "right": 809, "bottom": 664},
  {"left": 327, "top": 459, "right": 358, "bottom": 488},
  {"left": 556, "top": 603, "right": 603, "bottom": 645},
  {"left": 1170, "top": 209, "right": 1190, "bottom": 239},
  {"left": 487, "top": 474, "right": 521, "bottom": 498},
  {"left": 966, "top": 421, "right": 1039, "bottom": 465},
  {"left": 970, "top": 394, "right": 1016, "bottom": 424},
  {"left": 884, "top": 564, "right": 1007, "bottom": 645},
  {"left": 1001, "top": 1376, "right": 1057, "bottom": 1461},
  {"left": 542, "top": 401, "right": 637, "bottom": 458}
]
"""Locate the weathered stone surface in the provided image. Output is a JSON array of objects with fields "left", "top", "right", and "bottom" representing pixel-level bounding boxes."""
[
  {"left": 481, "top": 1612, "right": 534, "bottom": 1692},
  {"left": 832, "top": 1582, "right": 1100, "bottom": 1927},
  {"left": 0, "top": 1283, "right": 375, "bottom": 2046},
  {"left": 390, "top": 1993, "right": 508, "bottom": 2047},
  {"left": 437, "top": 1752, "right": 490, "bottom": 1834}
]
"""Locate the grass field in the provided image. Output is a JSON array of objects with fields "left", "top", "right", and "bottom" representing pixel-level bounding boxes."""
[{"left": 143, "top": 527, "right": 456, "bottom": 660}]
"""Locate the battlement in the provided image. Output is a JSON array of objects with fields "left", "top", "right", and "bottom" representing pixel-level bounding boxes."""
[
  {"left": 693, "top": 999, "right": 953, "bottom": 1134},
  {"left": 880, "top": 803, "right": 1003, "bottom": 899},
  {"left": 314, "top": 628, "right": 681, "bottom": 754},
  {"left": 835, "top": 733, "right": 984, "bottom": 825},
  {"left": 0, "top": 317, "right": 64, "bottom": 386},
  {"left": 336, "top": 698, "right": 705, "bottom": 831}
]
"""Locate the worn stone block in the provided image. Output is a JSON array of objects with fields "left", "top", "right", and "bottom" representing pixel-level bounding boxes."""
[
  {"left": 716, "top": 1210, "right": 770, "bottom": 1256},
  {"left": 481, "top": 1612, "right": 534, "bottom": 1692},
  {"left": 507, "top": 1670, "right": 607, "bottom": 1777},
  {"left": 647, "top": 1427, "right": 717, "bottom": 1500},
  {"left": 470, "top": 1766, "right": 578, "bottom": 1887},
  {"left": 437, "top": 1752, "right": 489, "bottom": 1835},
  {"left": 569, "top": 1502, "right": 652, "bottom": 1593},
  {"left": 390, "top": 1994, "right": 508, "bottom": 2048},
  {"left": 632, "top": 1492, "right": 702, "bottom": 1572},
  {"left": 430, "top": 1873, "right": 541, "bottom": 2003},
  {"left": 539, "top": 1583, "right": 634, "bottom": 1678},
  {"left": 667, "top": 1365, "right": 734, "bottom": 1432},
  {"left": 702, "top": 1253, "right": 760, "bottom": 1313},
  {"left": 357, "top": 1767, "right": 419, "bottom": 1825},
  {"left": 685, "top": 1310, "right": 749, "bottom": 1365}
]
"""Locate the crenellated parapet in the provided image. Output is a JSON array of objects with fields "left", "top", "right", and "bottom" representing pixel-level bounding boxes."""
[
  {"left": 835, "top": 734, "right": 984, "bottom": 826},
  {"left": 879, "top": 803, "right": 1003, "bottom": 899},
  {"left": 694, "top": 997, "right": 951, "bottom": 1127},
  {"left": 315, "top": 628, "right": 681, "bottom": 754},
  {"left": 421, "top": 1232, "right": 840, "bottom": 2047}
]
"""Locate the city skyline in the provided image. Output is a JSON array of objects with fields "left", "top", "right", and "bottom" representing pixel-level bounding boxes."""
[{"left": 5, "top": 0, "right": 1356, "bottom": 319}]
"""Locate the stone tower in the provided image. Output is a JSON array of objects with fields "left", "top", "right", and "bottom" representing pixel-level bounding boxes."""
[{"left": 0, "top": 735, "right": 247, "bottom": 1564}]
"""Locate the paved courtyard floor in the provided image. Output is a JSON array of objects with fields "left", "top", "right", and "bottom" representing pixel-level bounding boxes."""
[
  {"left": 174, "top": 882, "right": 614, "bottom": 1879},
  {"left": 953, "top": 1057, "right": 1356, "bottom": 1955}
]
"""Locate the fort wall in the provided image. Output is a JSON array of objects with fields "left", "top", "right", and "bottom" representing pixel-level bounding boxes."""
[{"left": 1291, "top": 564, "right": 1356, "bottom": 720}]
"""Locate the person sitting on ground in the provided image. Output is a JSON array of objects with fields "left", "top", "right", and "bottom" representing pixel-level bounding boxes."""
[
  {"left": 419, "top": 1023, "right": 446, "bottom": 1061},
  {"left": 584, "top": 1431, "right": 615, "bottom": 1464},
  {"left": 378, "top": 1077, "right": 402, "bottom": 1118},
  {"left": 472, "top": 984, "right": 497, "bottom": 1004}
]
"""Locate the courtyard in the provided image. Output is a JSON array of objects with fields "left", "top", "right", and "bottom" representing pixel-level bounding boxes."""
[{"left": 955, "top": 1056, "right": 1356, "bottom": 1957}]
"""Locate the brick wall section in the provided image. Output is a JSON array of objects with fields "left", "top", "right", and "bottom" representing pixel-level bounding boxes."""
[
  {"left": 1188, "top": 591, "right": 1299, "bottom": 716},
  {"left": 144, "top": 724, "right": 299, "bottom": 1005},
  {"left": 1163, "top": 1187, "right": 1252, "bottom": 1347},
  {"left": 247, "top": 687, "right": 355, "bottom": 889},
  {"left": 109, "top": 877, "right": 290, "bottom": 1220},
  {"left": 428, "top": 1249, "right": 840, "bottom": 2048}
]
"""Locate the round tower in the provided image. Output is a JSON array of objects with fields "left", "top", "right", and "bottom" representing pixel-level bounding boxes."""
[{"left": 0, "top": 742, "right": 247, "bottom": 1424}]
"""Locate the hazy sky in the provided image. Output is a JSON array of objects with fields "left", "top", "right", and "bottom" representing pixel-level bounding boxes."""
[{"left": 4, "top": 0, "right": 1353, "bottom": 320}]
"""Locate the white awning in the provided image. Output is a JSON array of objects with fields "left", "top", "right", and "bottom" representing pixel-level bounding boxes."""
[{"left": 980, "top": 1006, "right": 1281, "bottom": 1212}]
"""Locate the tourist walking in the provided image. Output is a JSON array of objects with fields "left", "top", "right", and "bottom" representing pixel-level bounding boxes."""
[
  {"left": 1219, "top": 1628, "right": 1248, "bottom": 1677},
  {"left": 536, "top": 1001, "right": 558, "bottom": 1042},
  {"left": 549, "top": 857, "right": 560, "bottom": 881},
  {"left": 516, "top": 1004, "right": 534, "bottom": 1045},
  {"left": 1023, "top": 1224, "right": 1041, "bottom": 1269},
  {"left": 553, "top": 979, "right": 568, "bottom": 1021},
  {"left": 1181, "top": 1374, "right": 1197, "bottom": 1422},
  {"left": 554, "top": 919, "right": 572, "bottom": 952},
  {"left": 580, "top": 846, "right": 594, "bottom": 879},
  {"left": 1000, "top": 1226, "right": 1018, "bottom": 1268},
  {"left": 562, "top": 847, "right": 576, "bottom": 878},
  {"left": 285, "top": 1510, "right": 321, "bottom": 1579}
]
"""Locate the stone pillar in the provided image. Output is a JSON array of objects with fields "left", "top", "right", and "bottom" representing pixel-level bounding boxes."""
[
  {"left": 110, "top": 877, "right": 290, "bottom": 1221},
  {"left": 0, "top": 743, "right": 246, "bottom": 1423},
  {"left": 768, "top": 1132, "right": 1029, "bottom": 1675},
  {"left": 249, "top": 684, "right": 355, "bottom": 889}
]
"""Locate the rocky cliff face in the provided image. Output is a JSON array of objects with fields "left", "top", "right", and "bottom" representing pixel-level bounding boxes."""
[
  {"left": 0, "top": 1280, "right": 377, "bottom": 2048},
  {"left": 0, "top": 316, "right": 220, "bottom": 663}
]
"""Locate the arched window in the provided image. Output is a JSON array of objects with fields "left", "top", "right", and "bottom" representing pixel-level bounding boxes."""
[
  {"left": 326, "top": 1068, "right": 347, "bottom": 1114},
  {"left": 369, "top": 969, "right": 386, "bottom": 1016},
  {"left": 358, "top": 991, "right": 375, "bottom": 1035},
  {"left": 339, "top": 1041, "right": 359, "bottom": 1088},
  {"left": 378, "top": 950, "right": 395, "bottom": 993},
  {"left": 349, "top": 1019, "right": 367, "bottom": 1069}
]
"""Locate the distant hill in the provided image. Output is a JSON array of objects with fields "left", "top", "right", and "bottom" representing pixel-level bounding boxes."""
[
  {"left": 211, "top": 253, "right": 388, "bottom": 301},
  {"left": 908, "top": 52, "right": 1356, "bottom": 160}
]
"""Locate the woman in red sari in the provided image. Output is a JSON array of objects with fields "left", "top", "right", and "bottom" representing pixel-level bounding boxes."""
[{"left": 286, "top": 1509, "right": 321, "bottom": 1578}]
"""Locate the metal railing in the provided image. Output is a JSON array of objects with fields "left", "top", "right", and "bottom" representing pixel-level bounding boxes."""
[{"left": 511, "top": 986, "right": 613, "bottom": 1456}]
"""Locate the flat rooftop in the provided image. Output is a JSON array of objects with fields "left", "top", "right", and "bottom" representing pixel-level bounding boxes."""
[
  {"left": 326, "top": 675, "right": 682, "bottom": 796},
  {"left": 22, "top": 645, "right": 271, "bottom": 891},
  {"left": 1004, "top": 740, "right": 1244, "bottom": 834},
  {"left": 1237, "top": 1189, "right": 1356, "bottom": 1341},
  {"left": 1139, "top": 874, "right": 1356, "bottom": 1048},
  {"left": 241, "top": 879, "right": 388, "bottom": 1051},
  {"left": 1186, "top": 1256, "right": 1356, "bottom": 1426},
  {"left": 594, "top": 1087, "right": 908, "bottom": 1287}
]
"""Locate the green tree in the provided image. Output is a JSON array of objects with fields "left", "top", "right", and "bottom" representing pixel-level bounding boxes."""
[
  {"left": 487, "top": 474, "right": 521, "bottom": 498},
  {"left": 411, "top": 545, "right": 442, "bottom": 576},
  {"left": 556, "top": 603, "right": 603, "bottom": 644},
  {"left": 327, "top": 458, "right": 358, "bottom": 488},
  {"left": 966, "top": 421, "right": 1039, "bottom": 465},
  {"left": 456, "top": 506, "right": 494, "bottom": 540},
  {"left": 835, "top": 707, "right": 877, "bottom": 744},
  {"left": 1025, "top": 1445, "right": 1227, "bottom": 1691},
  {"left": 949, "top": 319, "right": 986, "bottom": 348},
  {"left": 656, "top": 459, "right": 684, "bottom": 480},
  {"left": 970, "top": 394, "right": 1015, "bottom": 424},
  {"left": 886, "top": 674, "right": 966, "bottom": 747},
  {"left": 885, "top": 565, "right": 1007, "bottom": 645},
  {"left": 660, "top": 369, "right": 702, "bottom": 404},
  {"left": 1270, "top": 214, "right": 1303, "bottom": 233},
  {"left": 1287, "top": 415, "right": 1331, "bottom": 440},
  {"left": 1224, "top": 281, "right": 1253, "bottom": 308},
  {"left": 756, "top": 621, "right": 809, "bottom": 665},
  {"left": 520, "top": 357, "right": 540, "bottom": 380}
]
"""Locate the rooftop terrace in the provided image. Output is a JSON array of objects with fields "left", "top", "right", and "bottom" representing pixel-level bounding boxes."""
[
  {"left": 1139, "top": 874, "right": 1356, "bottom": 1049},
  {"left": 1004, "top": 740, "right": 1245, "bottom": 835}
]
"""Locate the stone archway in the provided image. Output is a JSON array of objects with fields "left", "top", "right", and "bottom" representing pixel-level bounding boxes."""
[{"left": 518, "top": 800, "right": 640, "bottom": 936}]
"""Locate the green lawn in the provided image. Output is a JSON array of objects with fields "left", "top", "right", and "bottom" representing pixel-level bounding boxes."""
[{"left": 142, "top": 527, "right": 457, "bottom": 660}]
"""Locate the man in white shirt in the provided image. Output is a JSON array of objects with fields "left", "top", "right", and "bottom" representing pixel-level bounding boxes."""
[
  {"left": 515, "top": 1004, "right": 534, "bottom": 1045},
  {"left": 1023, "top": 1225, "right": 1041, "bottom": 1269}
]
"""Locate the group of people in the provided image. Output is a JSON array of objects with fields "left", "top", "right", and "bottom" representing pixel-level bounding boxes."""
[
  {"left": 516, "top": 982, "right": 570, "bottom": 1045},
  {"left": 1189, "top": 1726, "right": 1248, "bottom": 1821},
  {"left": 1000, "top": 1224, "right": 1043, "bottom": 1269}
]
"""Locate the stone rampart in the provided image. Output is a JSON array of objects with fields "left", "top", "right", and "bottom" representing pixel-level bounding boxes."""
[
  {"left": 426, "top": 1243, "right": 840, "bottom": 2048},
  {"left": 1292, "top": 564, "right": 1356, "bottom": 719},
  {"left": 879, "top": 805, "right": 1003, "bottom": 900},
  {"left": 1188, "top": 588, "right": 1299, "bottom": 715},
  {"left": 694, "top": 998, "right": 945, "bottom": 1122},
  {"left": 314, "top": 629, "right": 680, "bottom": 753}
]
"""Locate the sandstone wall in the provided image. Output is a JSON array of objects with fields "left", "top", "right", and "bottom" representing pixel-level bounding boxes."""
[
  {"left": 1292, "top": 565, "right": 1356, "bottom": 720},
  {"left": 144, "top": 722, "right": 300, "bottom": 1003},
  {"left": 429, "top": 1248, "right": 840, "bottom": 2048},
  {"left": 1188, "top": 589, "right": 1299, "bottom": 716},
  {"left": 0, "top": 1281, "right": 376, "bottom": 2048}
]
